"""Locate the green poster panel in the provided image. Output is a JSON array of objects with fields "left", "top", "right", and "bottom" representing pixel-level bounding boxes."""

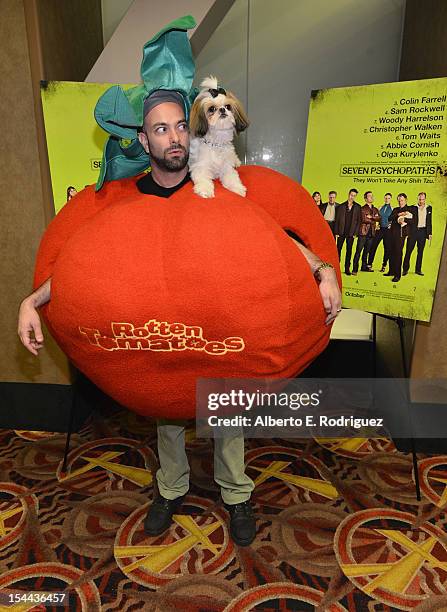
[
  {"left": 41, "top": 81, "right": 136, "bottom": 213},
  {"left": 303, "top": 78, "right": 447, "bottom": 322}
]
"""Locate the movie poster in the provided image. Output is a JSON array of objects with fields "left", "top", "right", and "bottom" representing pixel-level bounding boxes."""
[
  {"left": 41, "top": 81, "right": 134, "bottom": 213},
  {"left": 302, "top": 78, "right": 447, "bottom": 322}
]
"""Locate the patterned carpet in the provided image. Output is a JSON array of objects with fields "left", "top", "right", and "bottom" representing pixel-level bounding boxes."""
[{"left": 1, "top": 407, "right": 447, "bottom": 611}]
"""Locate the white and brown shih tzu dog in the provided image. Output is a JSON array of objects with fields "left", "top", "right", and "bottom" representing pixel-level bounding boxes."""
[{"left": 189, "top": 76, "right": 249, "bottom": 198}]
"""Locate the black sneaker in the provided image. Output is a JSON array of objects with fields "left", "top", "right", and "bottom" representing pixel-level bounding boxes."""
[
  {"left": 144, "top": 494, "right": 186, "bottom": 536},
  {"left": 224, "top": 500, "right": 256, "bottom": 546}
]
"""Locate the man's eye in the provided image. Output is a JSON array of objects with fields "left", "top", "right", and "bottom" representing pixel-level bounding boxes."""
[
  {"left": 208, "top": 106, "right": 216, "bottom": 113},
  {"left": 178, "top": 123, "right": 188, "bottom": 131},
  {"left": 225, "top": 104, "right": 232, "bottom": 110},
  {"left": 155, "top": 127, "right": 166, "bottom": 133}
]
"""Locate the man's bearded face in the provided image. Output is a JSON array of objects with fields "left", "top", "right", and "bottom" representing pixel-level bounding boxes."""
[{"left": 140, "top": 102, "right": 190, "bottom": 172}]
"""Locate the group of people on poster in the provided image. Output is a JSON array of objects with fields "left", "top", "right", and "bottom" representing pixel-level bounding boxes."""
[{"left": 312, "top": 189, "right": 433, "bottom": 282}]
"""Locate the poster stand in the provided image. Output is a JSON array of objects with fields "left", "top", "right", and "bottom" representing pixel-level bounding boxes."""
[{"left": 371, "top": 312, "right": 421, "bottom": 501}]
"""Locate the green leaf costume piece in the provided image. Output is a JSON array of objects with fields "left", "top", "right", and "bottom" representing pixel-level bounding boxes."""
[{"left": 94, "top": 15, "right": 198, "bottom": 190}]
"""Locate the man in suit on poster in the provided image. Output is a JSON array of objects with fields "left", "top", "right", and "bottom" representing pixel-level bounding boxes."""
[
  {"left": 352, "top": 191, "right": 380, "bottom": 275},
  {"left": 318, "top": 190, "right": 339, "bottom": 236},
  {"left": 334, "top": 188, "right": 361, "bottom": 275},
  {"left": 387, "top": 192, "right": 415, "bottom": 282},
  {"left": 403, "top": 192, "right": 433, "bottom": 277},
  {"left": 367, "top": 192, "right": 393, "bottom": 273}
]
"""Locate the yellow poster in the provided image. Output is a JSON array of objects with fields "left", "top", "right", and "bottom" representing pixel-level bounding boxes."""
[
  {"left": 302, "top": 78, "right": 447, "bottom": 322},
  {"left": 41, "top": 81, "right": 135, "bottom": 213}
]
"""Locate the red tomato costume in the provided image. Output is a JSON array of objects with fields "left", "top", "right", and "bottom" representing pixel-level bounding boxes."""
[{"left": 34, "top": 165, "right": 340, "bottom": 418}]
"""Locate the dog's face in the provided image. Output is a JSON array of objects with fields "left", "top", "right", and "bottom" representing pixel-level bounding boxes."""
[
  {"left": 190, "top": 90, "right": 249, "bottom": 137},
  {"left": 204, "top": 93, "right": 236, "bottom": 130}
]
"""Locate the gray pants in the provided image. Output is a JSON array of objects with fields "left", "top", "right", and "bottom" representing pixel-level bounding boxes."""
[{"left": 156, "top": 419, "right": 255, "bottom": 505}]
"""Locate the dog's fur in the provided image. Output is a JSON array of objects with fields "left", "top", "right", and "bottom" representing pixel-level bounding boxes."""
[{"left": 189, "top": 76, "right": 249, "bottom": 198}]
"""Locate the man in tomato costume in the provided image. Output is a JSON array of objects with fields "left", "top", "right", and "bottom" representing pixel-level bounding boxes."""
[{"left": 18, "top": 17, "right": 341, "bottom": 546}]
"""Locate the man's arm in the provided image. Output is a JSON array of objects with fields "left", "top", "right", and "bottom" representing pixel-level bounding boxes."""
[
  {"left": 333, "top": 205, "right": 343, "bottom": 238},
  {"left": 404, "top": 207, "right": 415, "bottom": 226},
  {"left": 18, "top": 278, "right": 51, "bottom": 356},
  {"left": 290, "top": 240, "right": 342, "bottom": 326},
  {"left": 361, "top": 206, "right": 370, "bottom": 224},
  {"left": 353, "top": 206, "right": 361, "bottom": 236}
]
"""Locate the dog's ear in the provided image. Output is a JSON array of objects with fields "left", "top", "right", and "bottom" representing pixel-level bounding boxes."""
[
  {"left": 189, "top": 101, "right": 209, "bottom": 137},
  {"left": 228, "top": 92, "right": 250, "bottom": 133}
]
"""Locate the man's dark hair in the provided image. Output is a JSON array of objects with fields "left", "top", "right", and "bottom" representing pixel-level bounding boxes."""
[
  {"left": 384, "top": 192, "right": 392, "bottom": 197},
  {"left": 397, "top": 192, "right": 407, "bottom": 199},
  {"left": 364, "top": 190, "right": 372, "bottom": 199},
  {"left": 329, "top": 190, "right": 337, "bottom": 196},
  {"left": 418, "top": 191, "right": 427, "bottom": 197},
  {"left": 349, "top": 188, "right": 358, "bottom": 195}
]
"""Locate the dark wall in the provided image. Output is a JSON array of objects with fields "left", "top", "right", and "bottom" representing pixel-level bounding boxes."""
[
  {"left": 400, "top": 0, "right": 447, "bottom": 81},
  {"left": 34, "top": 0, "right": 103, "bottom": 81},
  {"left": 399, "top": 0, "right": 447, "bottom": 397},
  {"left": 0, "top": 0, "right": 103, "bottom": 390}
]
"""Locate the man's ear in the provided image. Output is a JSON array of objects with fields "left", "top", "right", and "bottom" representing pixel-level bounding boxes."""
[{"left": 138, "top": 130, "right": 149, "bottom": 154}]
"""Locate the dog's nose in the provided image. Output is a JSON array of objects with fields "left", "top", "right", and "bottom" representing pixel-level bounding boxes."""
[{"left": 219, "top": 107, "right": 227, "bottom": 115}]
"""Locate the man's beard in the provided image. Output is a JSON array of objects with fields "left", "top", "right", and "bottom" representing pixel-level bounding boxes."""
[{"left": 149, "top": 144, "right": 189, "bottom": 171}]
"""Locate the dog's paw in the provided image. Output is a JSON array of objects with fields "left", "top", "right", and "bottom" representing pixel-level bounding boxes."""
[
  {"left": 230, "top": 183, "right": 247, "bottom": 197},
  {"left": 234, "top": 158, "right": 242, "bottom": 168},
  {"left": 193, "top": 182, "right": 215, "bottom": 198}
]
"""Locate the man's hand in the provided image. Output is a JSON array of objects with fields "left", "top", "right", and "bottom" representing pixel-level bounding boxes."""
[
  {"left": 318, "top": 267, "right": 342, "bottom": 325},
  {"left": 18, "top": 298, "right": 44, "bottom": 355},
  {"left": 289, "top": 240, "right": 342, "bottom": 325},
  {"left": 17, "top": 278, "right": 52, "bottom": 356}
]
